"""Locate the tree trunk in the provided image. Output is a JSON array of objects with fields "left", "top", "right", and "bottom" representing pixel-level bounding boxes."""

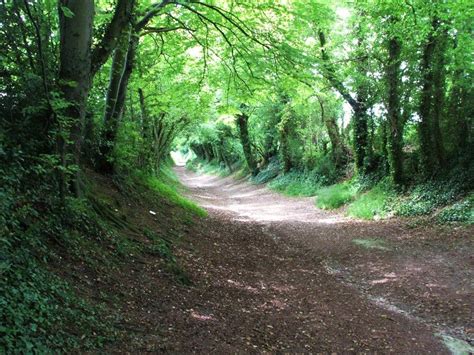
[
  {"left": 58, "top": 0, "right": 94, "bottom": 196},
  {"left": 318, "top": 30, "right": 369, "bottom": 174},
  {"left": 431, "top": 29, "right": 448, "bottom": 168},
  {"left": 385, "top": 36, "right": 404, "bottom": 184},
  {"left": 91, "top": 0, "right": 135, "bottom": 76},
  {"left": 316, "top": 95, "right": 348, "bottom": 167},
  {"left": 418, "top": 19, "right": 440, "bottom": 177},
  {"left": 96, "top": 27, "right": 131, "bottom": 174},
  {"left": 353, "top": 30, "right": 370, "bottom": 174},
  {"left": 448, "top": 69, "right": 470, "bottom": 162},
  {"left": 57, "top": 0, "right": 136, "bottom": 192},
  {"left": 103, "top": 27, "right": 131, "bottom": 126},
  {"left": 278, "top": 101, "right": 294, "bottom": 173},
  {"left": 237, "top": 110, "right": 258, "bottom": 175},
  {"left": 96, "top": 33, "right": 139, "bottom": 173}
]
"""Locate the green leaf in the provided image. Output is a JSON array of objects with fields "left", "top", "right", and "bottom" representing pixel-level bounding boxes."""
[{"left": 60, "top": 6, "right": 74, "bottom": 18}]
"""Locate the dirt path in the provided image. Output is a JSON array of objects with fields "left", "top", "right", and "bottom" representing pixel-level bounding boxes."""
[
  {"left": 155, "top": 167, "right": 472, "bottom": 353},
  {"left": 107, "top": 168, "right": 473, "bottom": 353}
]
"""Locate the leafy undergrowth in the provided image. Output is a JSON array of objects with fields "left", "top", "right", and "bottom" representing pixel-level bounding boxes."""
[
  {"left": 311, "top": 169, "right": 472, "bottom": 224},
  {"left": 268, "top": 170, "right": 323, "bottom": 197},
  {"left": 392, "top": 171, "right": 473, "bottom": 222},
  {"left": 262, "top": 160, "right": 338, "bottom": 197},
  {"left": 1, "top": 162, "right": 204, "bottom": 353},
  {"left": 186, "top": 158, "right": 232, "bottom": 177},
  {"left": 347, "top": 182, "right": 395, "bottom": 220},
  {"left": 315, "top": 182, "right": 357, "bottom": 209},
  {"left": 252, "top": 159, "right": 281, "bottom": 184},
  {"left": 0, "top": 197, "right": 110, "bottom": 352},
  {"left": 436, "top": 194, "right": 473, "bottom": 224}
]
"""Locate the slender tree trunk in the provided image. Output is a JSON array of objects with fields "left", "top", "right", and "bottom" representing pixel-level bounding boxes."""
[
  {"left": 418, "top": 19, "right": 440, "bottom": 177},
  {"left": 203, "top": 145, "right": 211, "bottom": 161},
  {"left": 262, "top": 104, "right": 280, "bottom": 164},
  {"left": 237, "top": 111, "right": 258, "bottom": 175},
  {"left": 97, "top": 33, "right": 139, "bottom": 173},
  {"left": 448, "top": 69, "right": 470, "bottom": 161},
  {"left": 58, "top": 0, "right": 94, "bottom": 196},
  {"left": 431, "top": 29, "right": 448, "bottom": 168},
  {"left": 318, "top": 30, "right": 369, "bottom": 174},
  {"left": 385, "top": 36, "right": 404, "bottom": 184},
  {"left": 353, "top": 30, "right": 370, "bottom": 174},
  {"left": 103, "top": 27, "right": 131, "bottom": 126},
  {"left": 279, "top": 117, "right": 293, "bottom": 173},
  {"left": 316, "top": 95, "right": 348, "bottom": 167},
  {"left": 96, "top": 28, "right": 131, "bottom": 174}
]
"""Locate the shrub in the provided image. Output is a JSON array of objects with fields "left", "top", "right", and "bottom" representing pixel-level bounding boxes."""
[{"left": 252, "top": 158, "right": 281, "bottom": 184}]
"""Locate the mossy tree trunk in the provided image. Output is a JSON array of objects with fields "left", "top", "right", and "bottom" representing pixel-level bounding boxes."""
[
  {"left": 237, "top": 110, "right": 258, "bottom": 176},
  {"left": 57, "top": 0, "right": 94, "bottom": 196},
  {"left": 431, "top": 28, "right": 448, "bottom": 169},
  {"left": 385, "top": 35, "right": 404, "bottom": 184},
  {"left": 316, "top": 95, "right": 349, "bottom": 167},
  {"left": 418, "top": 18, "right": 447, "bottom": 177},
  {"left": 57, "top": 0, "right": 135, "bottom": 194},
  {"left": 279, "top": 106, "right": 294, "bottom": 173},
  {"left": 318, "top": 30, "right": 369, "bottom": 175},
  {"left": 96, "top": 27, "right": 131, "bottom": 174}
]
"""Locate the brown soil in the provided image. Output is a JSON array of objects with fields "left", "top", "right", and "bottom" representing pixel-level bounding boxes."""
[{"left": 101, "top": 167, "right": 473, "bottom": 353}]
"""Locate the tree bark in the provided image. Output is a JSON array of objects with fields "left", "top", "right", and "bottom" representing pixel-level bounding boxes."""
[
  {"left": 318, "top": 30, "right": 369, "bottom": 174},
  {"left": 385, "top": 36, "right": 404, "bottom": 184},
  {"left": 278, "top": 101, "right": 294, "bottom": 173},
  {"left": 91, "top": 0, "right": 135, "bottom": 76},
  {"left": 448, "top": 68, "right": 471, "bottom": 162},
  {"left": 103, "top": 26, "right": 131, "bottom": 126},
  {"left": 237, "top": 110, "right": 258, "bottom": 175},
  {"left": 418, "top": 18, "right": 446, "bottom": 177},
  {"left": 58, "top": 0, "right": 94, "bottom": 196},
  {"left": 353, "top": 31, "right": 370, "bottom": 174},
  {"left": 96, "top": 33, "right": 139, "bottom": 174},
  {"left": 431, "top": 29, "right": 448, "bottom": 168},
  {"left": 316, "top": 95, "right": 348, "bottom": 167}
]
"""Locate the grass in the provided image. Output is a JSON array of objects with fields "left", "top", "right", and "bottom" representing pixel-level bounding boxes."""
[
  {"left": 142, "top": 168, "right": 207, "bottom": 218},
  {"left": 315, "top": 182, "right": 356, "bottom": 209},
  {"left": 347, "top": 183, "right": 393, "bottom": 219},
  {"left": 352, "top": 238, "right": 391, "bottom": 251},
  {"left": 268, "top": 171, "right": 322, "bottom": 197},
  {"left": 186, "top": 158, "right": 231, "bottom": 177}
]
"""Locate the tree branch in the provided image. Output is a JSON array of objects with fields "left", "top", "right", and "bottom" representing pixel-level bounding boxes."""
[{"left": 91, "top": 0, "right": 136, "bottom": 76}]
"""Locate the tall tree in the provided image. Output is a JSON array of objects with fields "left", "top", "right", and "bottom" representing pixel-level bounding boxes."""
[
  {"left": 237, "top": 108, "right": 258, "bottom": 175},
  {"left": 418, "top": 18, "right": 446, "bottom": 176},
  {"left": 57, "top": 0, "right": 94, "bottom": 195},
  {"left": 385, "top": 31, "right": 404, "bottom": 184}
]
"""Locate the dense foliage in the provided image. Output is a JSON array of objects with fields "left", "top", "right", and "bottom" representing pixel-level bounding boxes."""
[{"left": 0, "top": 0, "right": 473, "bottom": 352}]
